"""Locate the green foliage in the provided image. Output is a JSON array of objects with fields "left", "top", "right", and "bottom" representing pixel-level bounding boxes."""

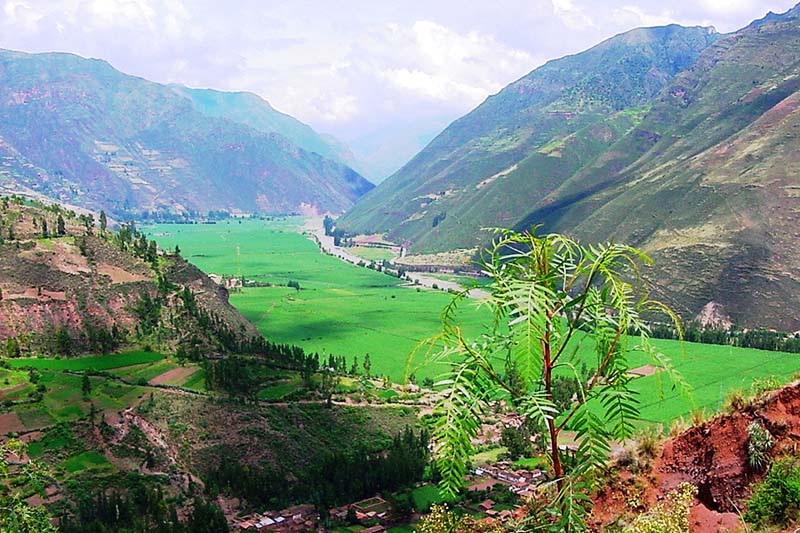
[
  {"left": 426, "top": 228, "right": 686, "bottom": 530},
  {"left": 747, "top": 421, "right": 774, "bottom": 471},
  {"left": 416, "top": 504, "right": 465, "bottom": 533},
  {"left": 627, "top": 483, "right": 697, "bottom": 532},
  {"left": 745, "top": 457, "right": 800, "bottom": 529},
  {"left": 0, "top": 439, "right": 57, "bottom": 533},
  {"left": 8, "top": 350, "right": 163, "bottom": 372}
]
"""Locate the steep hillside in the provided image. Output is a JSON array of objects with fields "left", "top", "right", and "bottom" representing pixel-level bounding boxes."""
[
  {"left": 172, "top": 86, "right": 370, "bottom": 180},
  {"left": 0, "top": 49, "right": 373, "bottom": 218},
  {"left": 0, "top": 198, "right": 257, "bottom": 354},
  {"left": 592, "top": 380, "right": 800, "bottom": 531},
  {"left": 339, "top": 24, "right": 719, "bottom": 248},
  {"left": 514, "top": 5, "right": 800, "bottom": 330}
]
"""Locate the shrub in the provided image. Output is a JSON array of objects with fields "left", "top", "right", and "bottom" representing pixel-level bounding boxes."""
[
  {"left": 627, "top": 483, "right": 697, "bottom": 532},
  {"left": 745, "top": 457, "right": 800, "bottom": 528},
  {"left": 747, "top": 421, "right": 774, "bottom": 470}
]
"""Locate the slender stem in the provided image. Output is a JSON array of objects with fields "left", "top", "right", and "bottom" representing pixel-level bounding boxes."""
[{"left": 557, "top": 329, "right": 623, "bottom": 432}]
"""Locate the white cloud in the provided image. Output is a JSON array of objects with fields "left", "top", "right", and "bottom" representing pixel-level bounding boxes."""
[
  {"left": 0, "top": 0, "right": 797, "bottom": 145},
  {"left": 697, "top": 0, "right": 762, "bottom": 15},
  {"left": 552, "top": 0, "right": 595, "bottom": 29}
]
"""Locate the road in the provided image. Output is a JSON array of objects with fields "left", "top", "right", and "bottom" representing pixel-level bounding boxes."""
[{"left": 302, "top": 217, "right": 489, "bottom": 299}]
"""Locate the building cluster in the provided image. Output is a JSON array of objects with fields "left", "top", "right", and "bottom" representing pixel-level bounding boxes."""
[
  {"left": 232, "top": 504, "right": 317, "bottom": 532},
  {"left": 328, "top": 495, "right": 391, "bottom": 530},
  {"left": 471, "top": 462, "right": 544, "bottom": 499}
]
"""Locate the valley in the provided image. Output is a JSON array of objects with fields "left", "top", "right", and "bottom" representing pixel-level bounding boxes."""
[
  {"left": 146, "top": 218, "right": 800, "bottom": 426},
  {"left": 2, "top": 3, "right": 800, "bottom": 532}
]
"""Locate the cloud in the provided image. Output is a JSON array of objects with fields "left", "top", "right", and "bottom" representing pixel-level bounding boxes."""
[
  {"left": 552, "top": 0, "right": 595, "bottom": 29},
  {"left": 0, "top": 0, "right": 797, "bottom": 145}
]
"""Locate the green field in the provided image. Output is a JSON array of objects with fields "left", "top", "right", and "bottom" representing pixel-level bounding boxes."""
[
  {"left": 146, "top": 219, "right": 800, "bottom": 424},
  {"left": 146, "top": 220, "right": 489, "bottom": 381},
  {"left": 348, "top": 246, "right": 397, "bottom": 262},
  {"left": 9, "top": 351, "right": 164, "bottom": 372}
]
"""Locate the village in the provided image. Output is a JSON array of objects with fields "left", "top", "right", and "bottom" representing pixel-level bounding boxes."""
[{"left": 230, "top": 454, "right": 546, "bottom": 532}]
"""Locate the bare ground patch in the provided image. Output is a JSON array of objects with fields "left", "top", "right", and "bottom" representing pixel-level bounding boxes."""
[
  {"left": 97, "top": 264, "right": 151, "bottom": 284},
  {"left": 0, "top": 411, "right": 25, "bottom": 434},
  {"left": 149, "top": 366, "right": 199, "bottom": 386},
  {"left": 627, "top": 364, "right": 662, "bottom": 378}
]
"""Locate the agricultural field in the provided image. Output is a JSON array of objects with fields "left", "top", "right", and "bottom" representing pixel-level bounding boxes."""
[
  {"left": 145, "top": 219, "right": 490, "bottom": 382},
  {"left": 145, "top": 219, "right": 800, "bottom": 425},
  {"left": 348, "top": 246, "right": 398, "bottom": 262},
  {"left": 0, "top": 351, "right": 208, "bottom": 436},
  {"left": 8, "top": 350, "right": 163, "bottom": 372}
]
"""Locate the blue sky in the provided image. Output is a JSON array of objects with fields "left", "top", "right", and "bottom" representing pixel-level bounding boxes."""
[{"left": 1, "top": 1, "right": 796, "bottom": 147}]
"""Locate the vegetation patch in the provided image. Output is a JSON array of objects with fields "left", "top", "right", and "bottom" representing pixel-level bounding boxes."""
[{"left": 9, "top": 351, "right": 164, "bottom": 372}]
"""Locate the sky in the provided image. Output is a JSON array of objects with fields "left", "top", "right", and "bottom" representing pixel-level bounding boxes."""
[{"left": 1, "top": 0, "right": 797, "bottom": 169}]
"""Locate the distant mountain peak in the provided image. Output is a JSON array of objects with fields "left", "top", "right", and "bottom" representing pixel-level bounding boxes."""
[{"left": 0, "top": 48, "right": 373, "bottom": 217}]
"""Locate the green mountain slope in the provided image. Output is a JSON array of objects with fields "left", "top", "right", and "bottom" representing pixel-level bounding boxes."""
[
  {"left": 171, "top": 86, "right": 370, "bottom": 179},
  {"left": 339, "top": 24, "right": 719, "bottom": 249},
  {"left": 0, "top": 49, "right": 373, "bottom": 217},
  {"left": 517, "top": 6, "right": 800, "bottom": 330},
  {"left": 343, "top": 5, "right": 800, "bottom": 330}
]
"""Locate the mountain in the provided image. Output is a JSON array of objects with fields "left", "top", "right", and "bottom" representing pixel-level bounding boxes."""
[
  {"left": 516, "top": 6, "right": 800, "bottom": 330},
  {"left": 339, "top": 24, "right": 719, "bottom": 248},
  {"left": 171, "top": 86, "right": 371, "bottom": 179},
  {"left": 341, "top": 7, "right": 800, "bottom": 330},
  {"left": 0, "top": 49, "right": 373, "bottom": 218},
  {"left": 0, "top": 198, "right": 257, "bottom": 353}
]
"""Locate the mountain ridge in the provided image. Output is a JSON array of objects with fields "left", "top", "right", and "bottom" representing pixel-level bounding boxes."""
[
  {"left": 0, "top": 48, "right": 373, "bottom": 218},
  {"left": 340, "top": 7, "right": 800, "bottom": 330},
  {"left": 339, "top": 23, "right": 719, "bottom": 249}
]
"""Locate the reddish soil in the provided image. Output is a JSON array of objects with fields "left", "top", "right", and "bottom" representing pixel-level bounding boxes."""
[
  {"left": 0, "top": 383, "right": 27, "bottom": 399},
  {"left": 149, "top": 366, "right": 199, "bottom": 386},
  {"left": 0, "top": 411, "right": 25, "bottom": 434},
  {"left": 592, "top": 381, "right": 800, "bottom": 532},
  {"left": 97, "top": 263, "right": 150, "bottom": 284},
  {"left": 627, "top": 364, "right": 662, "bottom": 378}
]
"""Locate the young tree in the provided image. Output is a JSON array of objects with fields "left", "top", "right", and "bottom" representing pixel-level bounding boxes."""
[
  {"left": 99, "top": 210, "right": 107, "bottom": 232},
  {"left": 0, "top": 440, "right": 57, "bottom": 532},
  {"left": 82, "top": 372, "right": 92, "bottom": 398},
  {"left": 427, "top": 228, "right": 686, "bottom": 530},
  {"left": 56, "top": 214, "right": 66, "bottom": 236},
  {"left": 319, "top": 366, "right": 340, "bottom": 408},
  {"left": 41, "top": 219, "right": 48, "bottom": 238},
  {"left": 363, "top": 353, "right": 372, "bottom": 379}
]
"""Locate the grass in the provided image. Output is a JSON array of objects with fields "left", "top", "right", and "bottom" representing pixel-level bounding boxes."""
[
  {"left": 412, "top": 484, "right": 446, "bottom": 511},
  {"left": 145, "top": 219, "right": 800, "bottom": 425},
  {"left": 147, "top": 219, "right": 489, "bottom": 382},
  {"left": 9, "top": 351, "right": 164, "bottom": 372},
  {"left": 514, "top": 456, "right": 548, "bottom": 470},
  {"left": 471, "top": 447, "right": 506, "bottom": 464},
  {"left": 61, "top": 450, "right": 112, "bottom": 473},
  {"left": 348, "top": 246, "right": 397, "bottom": 262},
  {"left": 258, "top": 380, "right": 301, "bottom": 401}
]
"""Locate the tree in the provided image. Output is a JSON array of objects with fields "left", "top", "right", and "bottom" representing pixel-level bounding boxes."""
[
  {"left": 99, "top": 210, "right": 107, "bottom": 232},
  {"left": 56, "top": 214, "right": 66, "bottom": 236},
  {"left": 320, "top": 366, "right": 340, "bottom": 407},
  {"left": 363, "top": 353, "right": 372, "bottom": 379},
  {"left": 426, "top": 228, "right": 686, "bottom": 530},
  {"left": 500, "top": 426, "right": 529, "bottom": 461},
  {"left": 82, "top": 372, "right": 92, "bottom": 398},
  {"left": 5, "top": 337, "right": 21, "bottom": 358},
  {"left": 41, "top": 219, "right": 48, "bottom": 238}
]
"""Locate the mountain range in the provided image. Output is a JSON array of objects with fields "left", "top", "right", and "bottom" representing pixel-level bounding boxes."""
[
  {"left": 340, "top": 5, "right": 800, "bottom": 330},
  {"left": 0, "top": 49, "right": 373, "bottom": 217}
]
